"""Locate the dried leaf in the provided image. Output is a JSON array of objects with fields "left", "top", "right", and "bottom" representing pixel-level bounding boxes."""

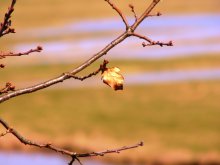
[{"left": 101, "top": 67, "right": 124, "bottom": 90}]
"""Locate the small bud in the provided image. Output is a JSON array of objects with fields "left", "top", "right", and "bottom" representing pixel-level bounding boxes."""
[
  {"left": 9, "top": 28, "right": 15, "bottom": 33},
  {"left": 129, "top": 4, "right": 134, "bottom": 9},
  {"left": 157, "top": 12, "right": 162, "bottom": 16},
  {"left": 0, "top": 64, "right": 5, "bottom": 68},
  {"left": 169, "top": 41, "right": 173, "bottom": 46},
  {"left": 37, "top": 46, "right": 43, "bottom": 51},
  {"left": 139, "top": 141, "right": 144, "bottom": 146}
]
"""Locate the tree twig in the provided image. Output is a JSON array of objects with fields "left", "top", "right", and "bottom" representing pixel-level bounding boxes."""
[
  {"left": 0, "top": 0, "right": 16, "bottom": 37},
  {"left": 76, "top": 141, "right": 144, "bottom": 158},
  {"left": 130, "top": 0, "right": 161, "bottom": 31},
  {"left": 0, "top": 129, "right": 11, "bottom": 137},
  {"left": 0, "top": 82, "right": 15, "bottom": 95},
  {"left": 132, "top": 33, "right": 173, "bottom": 47},
  {"left": 0, "top": 117, "right": 143, "bottom": 165},
  {"left": 0, "top": 46, "right": 42, "bottom": 59},
  {"left": 148, "top": 12, "right": 162, "bottom": 17},
  {"left": 0, "top": 0, "right": 169, "bottom": 104},
  {"left": 65, "top": 60, "right": 108, "bottom": 81},
  {"left": 129, "top": 4, "right": 138, "bottom": 22}
]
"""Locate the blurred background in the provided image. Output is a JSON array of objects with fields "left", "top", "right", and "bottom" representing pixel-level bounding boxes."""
[{"left": 0, "top": 0, "right": 220, "bottom": 164}]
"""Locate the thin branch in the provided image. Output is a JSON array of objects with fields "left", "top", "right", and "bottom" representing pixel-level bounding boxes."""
[
  {"left": 132, "top": 33, "right": 173, "bottom": 47},
  {"left": 148, "top": 12, "right": 162, "bottom": 17},
  {"left": 0, "top": 129, "right": 11, "bottom": 138},
  {"left": 129, "top": 4, "right": 138, "bottom": 22},
  {"left": 69, "top": 157, "right": 83, "bottom": 165},
  {"left": 0, "top": 0, "right": 16, "bottom": 37},
  {"left": 0, "top": 117, "right": 74, "bottom": 155},
  {"left": 105, "top": 0, "right": 129, "bottom": 29},
  {"left": 75, "top": 141, "right": 144, "bottom": 158},
  {"left": 68, "top": 158, "right": 75, "bottom": 165},
  {"left": 68, "top": 142, "right": 144, "bottom": 165},
  {"left": 0, "top": 117, "right": 143, "bottom": 164},
  {"left": 0, "top": 0, "right": 163, "bottom": 104},
  {"left": 68, "top": 60, "right": 108, "bottom": 81},
  {"left": 0, "top": 82, "right": 15, "bottom": 95},
  {"left": 65, "top": 60, "right": 108, "bottom": 81},
  {"left": 0, "top": 46, "right": 43, "bottom": 59},
  {"left": 131, "top": 0, "right": 160, "bottom": 31}
]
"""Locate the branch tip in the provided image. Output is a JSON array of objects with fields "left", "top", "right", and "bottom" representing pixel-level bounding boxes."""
[
  {"left": 139, "top": 141, "right": 144, "bottom": 146},
  {"left": 37, "top": 46, "right": 43, "bottom": 51},
  {"left": 157, "top": 12, "right": 162, "bottom": 16}
]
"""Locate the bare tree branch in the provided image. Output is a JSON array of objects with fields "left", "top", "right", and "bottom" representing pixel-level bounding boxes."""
[
  {"left": 76, "top": 141, "right": 144, "bottom": 158},
  {"left": 0, "top": 0, "right": 16, "bottom": 37},
  {"left": 129, "top": 4, "right": 138, "bottom": 22},
  {"left": 65, "top": 60, "right": 108, "bottom": 81},
  {"left": 0, "top": 82, "right": 15, "bottom": 95},
  {"left": 0, "top": 129, "right": 11, "bottom": 137},
  {"left": 0, "top": 0, "right": 41, "bottom": 69},
  {"left": 148, "top": 12, "right": 162, "bottom": 17},
  {"left": 0, "top": 117, "right": 143, "bottom": 165},
  {"left": 0, "top": 46, "right": 43, "bottom": 59},
  {"left": 132, "top": 33, "right": 173, "bottom": 47},
  {"left": 130, "top": 0, "right": 161, "bottom": 31},
  {"left": 0, "top": 0, "right": 170, "bottom": 104}
]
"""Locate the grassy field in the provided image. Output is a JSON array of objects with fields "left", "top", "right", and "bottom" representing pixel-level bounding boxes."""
[
  {"left": 0, "top": 0, "right": 219, "bottom": 28},
  {"left": 0, "top": 80, "right": 220, "bottom": 162}
]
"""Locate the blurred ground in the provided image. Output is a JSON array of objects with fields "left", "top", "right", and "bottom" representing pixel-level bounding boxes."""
[{"left": 0, "top": 0, "right": 220, "bottom": 164}]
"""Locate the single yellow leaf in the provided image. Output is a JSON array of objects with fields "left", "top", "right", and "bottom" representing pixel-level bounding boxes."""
[{"left": 101, "top": 67, "right": 124, "bottom": 90}]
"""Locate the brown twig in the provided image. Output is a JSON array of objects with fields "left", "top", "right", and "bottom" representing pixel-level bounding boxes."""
[
  {"left": 0, "top": 46, "right": 43, "bottom": 59},
  {"left": 130, "top": 0, "right": 161, "bottom": 31},
  {"left": 0, "top": 82, "right": 15, "bottom": 95},
  {"left": 132, "top": 33, "right": 173, "bottom": 47},
  {"left": 0, "top": 0, "right": 16, "bottom": 37},
  {"left": 129, "top": 4, "right": 138, "bottom": 22},
  {"left": 76, "top": 141, "right": 144, "bottom": 158},
  {"left": 68, "top": 141, "right": 144, "bottom": 165},
  {"left": 0, "top": 117, "right": 143, "bottom": 165},
  {"left": 105, "top": 0, "right": 129, "bottom": 29},
  {"left": 148, "top": 12, "right": 162, "bottom": 17},
  {"left": 0, "top": 129, "right": 11, "bottom": 137},
  {"left": 0, "top": 0, "right": 168, "bottom": 104},
  {"left": 65, "top": 60, "right": 108, "bottom": 81}
]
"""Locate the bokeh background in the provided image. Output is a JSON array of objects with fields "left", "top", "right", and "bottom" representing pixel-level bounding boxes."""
[{"left": 0, "top": 0, "right": 220, "bottom": 164}]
